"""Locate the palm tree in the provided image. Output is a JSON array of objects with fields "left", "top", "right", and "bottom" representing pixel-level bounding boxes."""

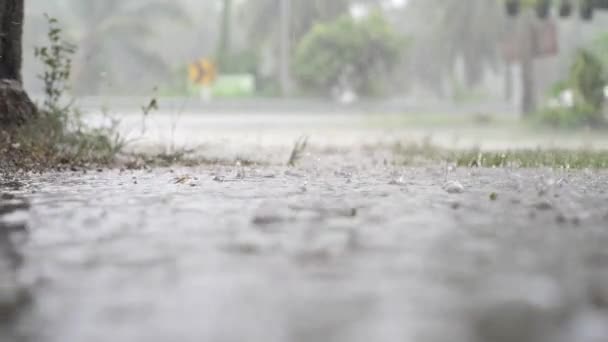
[
  {"left": 240, "top": 0, "right": 352, "bottom": 47},
  {"left": 56, "top": 0, "right": 187, "bottom": 95}
]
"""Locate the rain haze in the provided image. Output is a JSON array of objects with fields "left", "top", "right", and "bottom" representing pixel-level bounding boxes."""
[{"left": 2, "top": 1, "right": 608, "bottom": 342}]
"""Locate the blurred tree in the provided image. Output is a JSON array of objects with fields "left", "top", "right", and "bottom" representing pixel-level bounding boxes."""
[
  {"left": 409, "top": 0, "right": 507, "bottom": 88},
  {"left": 216, "top": 0, "right": 260, "bottom": 75},
  {"left": 241, "top": 0, "right": 352, "bottom": 47},
  {"left": 60, "top": 0, "right": 186, "bottom": 95},
  {"left": 238, "top": 0, "right": 383, "bottom": 94},
  {"left": 294, "top": 11, "right": 406, "bottom": 97},
  {"left": 406, "top": 0, "right": 547, "bottom": 116},
  {"left": 239, "top": 0, "right": 353, "bottom": 95},
  {"left": 538, "top": 48, "right": 606, "bottom": 128},
  {"left": 570, "top": 49, "right": 606, "bottom": 114}
]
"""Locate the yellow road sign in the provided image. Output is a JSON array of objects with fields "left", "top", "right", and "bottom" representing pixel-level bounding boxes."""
[{"left": 188, "top": 58, "right": 217, "bottom": 86}]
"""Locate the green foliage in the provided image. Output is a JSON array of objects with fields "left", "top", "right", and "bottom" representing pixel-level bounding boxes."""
[
  {"left": 538, "top": 49, "right": 606, "bottom": 128},
  {"left": 591, "top": 32, "right": 608, "bottom": 69},
  {"left": 293, "top": 12, "right": 406, "bottom": 97},
  {"left": 394, "top": 142, "right": 608, "bottom": 169},
  {"left": 571, "top": 49, "right": 606, "bottom": 114},
  {"left": 536, "top": 103, "right": 598, "bottom": 129},
  {"left": 451, "top": 148, "right": 608, "bottom": 169},
  {"left": 13, "top": 16, "right": 127, "bottom": 167},
  {"left": 548, "top": 79, "right": 569, "bottom": 98},
  {"left": 34, "top": 15, "right": 77, "bottom": 114},
  {"left": 287, "top": 135, "right": 309, "bottom": 166}
]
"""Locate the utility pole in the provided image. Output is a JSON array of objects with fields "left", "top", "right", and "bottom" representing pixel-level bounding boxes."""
[{"left": 279, "top": 0, "right": 292, "bottom": 97}]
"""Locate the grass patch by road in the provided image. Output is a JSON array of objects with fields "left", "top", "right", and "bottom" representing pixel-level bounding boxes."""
[
  {"left": 395, "top": 141, "right": 608, "bottom": 169},
  {"left": 1, "top": 16, "right": 125, "bottom": 173}
]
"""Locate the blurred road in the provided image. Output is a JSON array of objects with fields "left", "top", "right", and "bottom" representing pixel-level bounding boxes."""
[{"left": 72, "top": 97, "right": 608, "bottom": 163}]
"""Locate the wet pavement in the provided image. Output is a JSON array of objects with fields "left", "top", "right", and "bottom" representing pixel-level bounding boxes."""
[
  {"left": 3, "top": 159, "right": 608, "bottom": 342},
  {"left": 2, "top": 111, "right": 608, "bottom": 342}
]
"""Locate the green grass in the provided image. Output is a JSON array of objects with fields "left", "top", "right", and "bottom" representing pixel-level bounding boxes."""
[
  {"left": 451, "top": 149, "right": 608, "bottom": 169},
  {"left": 0, "top": 15, "right": 127, "bottom": 172},
  {"left": 1, "top": 110, "right": 126, "bottom": 172},
  {"left": 394, "top": 142, "right": 608, "bottom": 169}
]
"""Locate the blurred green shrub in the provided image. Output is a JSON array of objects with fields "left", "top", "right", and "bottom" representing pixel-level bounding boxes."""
[
  {"left": 571, "top": 49, "right": 606, "bottom": 114},
  {"left": 538, "top": 49, "right": 606, "bottom": 128},
  {"left": 293, "top": 11, "right": 407, "bottom": 98}
]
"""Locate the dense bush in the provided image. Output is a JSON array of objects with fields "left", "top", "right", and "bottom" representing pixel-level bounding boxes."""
[{"left": 293, "top": 11, "right": 407, "bottom": 98}]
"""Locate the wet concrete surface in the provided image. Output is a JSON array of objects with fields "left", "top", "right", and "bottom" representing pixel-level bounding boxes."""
[
  {"left": 2, "top": 160, "right": 608, "bottom": 342},
  {"left": 0, "top": 193, "right": 30, "bottom": 342}
]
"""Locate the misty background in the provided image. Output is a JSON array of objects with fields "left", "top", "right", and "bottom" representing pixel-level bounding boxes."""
[{"left": 20, "top": 0, "right": 608, "bottom": 112}]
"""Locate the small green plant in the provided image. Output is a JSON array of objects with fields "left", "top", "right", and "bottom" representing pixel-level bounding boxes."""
[
  {"left": 34, "top": 15, "right": 77, "bottom": 115},
  {"left": 140, "top": 88, "right": 159, "bottom": 134},
  {"left": 287, "top": 135, "right": 309, "bottom": 167},
  {"left": 3, "top": 15, "right": 127, "bottom": 169},
  {"left": 141, "top": 98, "right": 159, "bottom": 117}
]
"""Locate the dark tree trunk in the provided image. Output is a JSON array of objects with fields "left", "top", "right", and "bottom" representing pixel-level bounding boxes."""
[
  {"left": 0, "top": 0, "right": 36, "bottom": 128},
  {"left": 0, "top": 0, "right": 23, "bottom": 81}
]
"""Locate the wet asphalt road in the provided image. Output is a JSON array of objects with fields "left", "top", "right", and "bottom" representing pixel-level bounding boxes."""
[
  {"left": 3, "top": 110, "right": 608, "bottom": 342},
  {"left": 2, "top": 160, "right": 608, "bottom": 342}
]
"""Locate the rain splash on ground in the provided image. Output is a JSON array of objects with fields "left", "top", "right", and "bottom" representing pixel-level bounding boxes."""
[{"left": 2, "top": 112, "right": 608, "bottom": 342}]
